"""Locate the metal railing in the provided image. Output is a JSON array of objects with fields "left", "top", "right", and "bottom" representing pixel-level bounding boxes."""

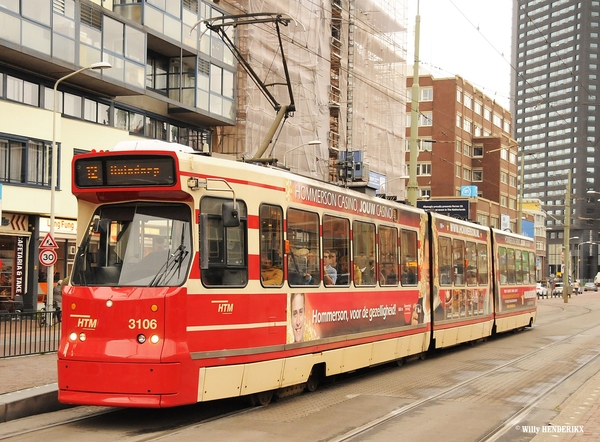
[{"left": 0, "top": 310, "right": 61, "bottom": 358}]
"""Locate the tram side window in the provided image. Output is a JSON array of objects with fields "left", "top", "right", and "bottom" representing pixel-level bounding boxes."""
[
  {"left": 453, "top": 240, "right": 465, "bottom": 286},
  {"left": 466, "top": 241, "right": 477, "bottom": 286},
  {"left": 353, "top": 221, "right": 375, "bottom": 286},
  {"left": 529, "top": 251, "right": 535, "bottom": 285},
  {"left": 506, "top": 248, "right": 516, "bottom": 284},
  {"left": 521, "top": 250, "right": 530, "bottom": 284},
  {"left": 477, "top": 243, "right": 489, "bottom": 285},
  {"left": 499, "top": 246, "right": 508, "bottom": 284},
  {"left": 287, "top": 208, "right": 320, "bottom": 287},
  {"left": 200, "top": 197, "right": 248, "bottom": 287},
  {"left": 260, "top": 204, "right": 284, "bottom": 287},
  {"left": 515, "top": 249, "right": 523, "bottom": 284},
  {"left": 323, "top": 215, "right": 350, "bottom": 286},
  {"left": 438, "top": 236, "right": 452, "bottom": 286},
  {"left": 400, "top": 229, "right": 417, "bottom": 286},
  {"left": 378, "top": 225, "right": 398, "bottom": 286}
]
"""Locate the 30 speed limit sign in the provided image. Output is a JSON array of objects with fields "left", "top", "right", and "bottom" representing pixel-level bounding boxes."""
[{"left": 39, "top": 249, "right": 57, "bottom": 267}]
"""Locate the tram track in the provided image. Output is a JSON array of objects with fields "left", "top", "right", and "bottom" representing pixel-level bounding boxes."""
[{"left": 327, "top": 317, "right": 600, "bottom": 442}]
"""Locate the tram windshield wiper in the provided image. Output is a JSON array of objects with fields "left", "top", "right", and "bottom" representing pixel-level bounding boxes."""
[{"left": 149, "top": 244, "right": 189, "bottom": 287}]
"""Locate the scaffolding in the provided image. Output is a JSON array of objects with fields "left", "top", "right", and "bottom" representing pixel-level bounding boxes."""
[{"left": 215, "top": 0, "right": 408, "bottom": 195}]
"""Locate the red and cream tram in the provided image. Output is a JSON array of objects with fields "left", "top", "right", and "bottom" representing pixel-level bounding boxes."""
[{"left": 57, "top": 140, "right": 536, "bottom": 408}]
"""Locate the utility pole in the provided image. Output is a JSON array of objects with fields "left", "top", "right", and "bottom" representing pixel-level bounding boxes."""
[
  {"left": 563, "top": 170, "right": 571, "bottom": 303},
  {"left": 517, "top": 151, "right": 524, "bottom": 234},
  {"left": 407, "top": 1, "right": 421, "bottom": 206}
]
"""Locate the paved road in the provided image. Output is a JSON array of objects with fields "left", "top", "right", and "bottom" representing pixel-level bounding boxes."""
[{"left": 1, "top": 294, "right": 599, "bottom": 441}]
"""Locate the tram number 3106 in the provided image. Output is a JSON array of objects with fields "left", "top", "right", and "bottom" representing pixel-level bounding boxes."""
[{"left": 128, "top": 318, "right": 158, "bottom": 330}]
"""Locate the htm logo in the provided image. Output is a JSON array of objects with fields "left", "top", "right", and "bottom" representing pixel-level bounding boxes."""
[
  {"left": 213, "top": 300, "right": 234, "bottom": 314},
  {"left": 75, "top": 316, "right": 98, "bottom": 329}
]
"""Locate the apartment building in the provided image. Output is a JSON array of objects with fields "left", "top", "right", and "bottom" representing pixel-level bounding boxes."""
[{"left": 512, "top": 0, "right": 600, "bottom": 279}]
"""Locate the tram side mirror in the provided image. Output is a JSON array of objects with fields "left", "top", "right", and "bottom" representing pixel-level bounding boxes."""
[
  {"left": 200, "top": 214, "right": 209, "bottom": 270},
  {"left": 222, "top": 202, "right": 240, "bottom": 228}
]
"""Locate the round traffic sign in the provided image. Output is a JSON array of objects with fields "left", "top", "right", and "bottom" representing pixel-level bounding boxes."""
[{"left": 39, "top": 249, "right": 58, "bottom": 267}]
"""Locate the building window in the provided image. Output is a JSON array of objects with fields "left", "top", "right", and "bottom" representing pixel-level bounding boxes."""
[
  {"left": 473, "top": 145, "right": 483, "bottom": 157},
  {"left": 463, "top": 167, "right": 471, "bottom": 181},
  {"left": 493, "top": 114, "right": 502, "bottom": 127},
  {"left": 464, "top": 94, "right": 472, "bottom": 109},
  {"left": 418, "top": 112, "right": 433, "bottom": 126},
  {"left": 463, "top": 143, "right": 472, "bottom": 157},
  {"left": 420, "top": 87, "right": 433, "bottom": 101},
  {"left": 456, "top": 163, "right": 461, "bottom": 177},
  {"left": 6, "top": 76, "right": 39, "bottom": 107},
  {"left": 417, "top": 163, "right": 432, "bottom": 176},
  {"left": 501, "top": 171, "right": 508, "bottom": 184},
  {"left": 473, "top": 169, "right": 483, "bottom": 181},
  {"left": 463, "top": 119, "right": 472, "bottom": 133},
  {"left": 0, "top": 137, "right": 53, "bottom": 187}
]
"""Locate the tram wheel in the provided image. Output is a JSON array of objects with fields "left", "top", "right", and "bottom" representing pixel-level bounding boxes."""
[
  {"left": 396, "top": 357, "right": 405, "bottom": 367},
  {"left": 306, "top": 370, "right": 321, "bottom": 392},
  {"left": 251, "top": 390, "right": 274, "bottom": 406},
  {"left": 418, "top": 352, "right": 426, "bottom": 361}
]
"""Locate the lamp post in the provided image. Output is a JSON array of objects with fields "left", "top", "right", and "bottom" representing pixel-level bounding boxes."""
[
  {"left": 380, "top": 175, "right": 410, "bottom": 197},
  {"left": 407, "top": 0, "right": 421, "bottom": 206},
  {"left": 47, "top": 62, "right": 111, "bottom": 322},
  {"left": 283, "top": 140, "right": 321, "bottom": 168}
]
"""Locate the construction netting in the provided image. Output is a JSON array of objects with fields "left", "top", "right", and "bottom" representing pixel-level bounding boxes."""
[{"left": 214, "top": 0, "right": 409, "bottom": 197}]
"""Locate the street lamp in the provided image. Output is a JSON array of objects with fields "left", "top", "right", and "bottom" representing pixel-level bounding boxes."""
[
  {"left": 380, "top": 174, "right": 410, "bottom": 195},
  {"left": 283, "top": 140, "right": 321, "bottom": 168},
  {"left": 47, "top": 61, "right": 111, "bottom": 322}
]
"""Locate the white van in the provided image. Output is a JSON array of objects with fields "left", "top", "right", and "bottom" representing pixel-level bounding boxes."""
[{"left": 595, "top": 272, "right": 600, "bottom": 286}]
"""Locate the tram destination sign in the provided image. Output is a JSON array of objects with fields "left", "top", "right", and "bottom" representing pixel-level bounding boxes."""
[{"left": 75, "top": 155, "right": 176, "bottom": 187}]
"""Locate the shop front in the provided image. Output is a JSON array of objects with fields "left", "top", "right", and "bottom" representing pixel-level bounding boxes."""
[{"left": 0, "top": 213, "right": 29, "bottom": 313}]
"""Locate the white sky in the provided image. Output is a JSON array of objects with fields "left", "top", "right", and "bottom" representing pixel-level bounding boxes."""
[{"left": 407, "top": 0, "right": 514, "bottom": 109}]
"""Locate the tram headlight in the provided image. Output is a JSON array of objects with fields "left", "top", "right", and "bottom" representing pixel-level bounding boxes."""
[
  {"left": 137, "top": 334, "right": 147, "bottom": 344},
  {"left": 150, "top": 334, "right": 160, "bottom": 344},
  {"left": 106, "top": 299, "right": 113, "bottom": 308},
  {"left": 69, "top": 332, "right": 87, "bottom": 342}
]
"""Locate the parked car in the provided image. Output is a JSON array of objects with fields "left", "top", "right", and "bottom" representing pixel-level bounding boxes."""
[
  {"left": 584, "top": 282, "right": 598, "bottom": 292},
  {"left": 552, "top": 282, "right": 564, "bottom": 297},
  {"left": 536, "top": 282, "right": 548, "bottom": 298}
]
